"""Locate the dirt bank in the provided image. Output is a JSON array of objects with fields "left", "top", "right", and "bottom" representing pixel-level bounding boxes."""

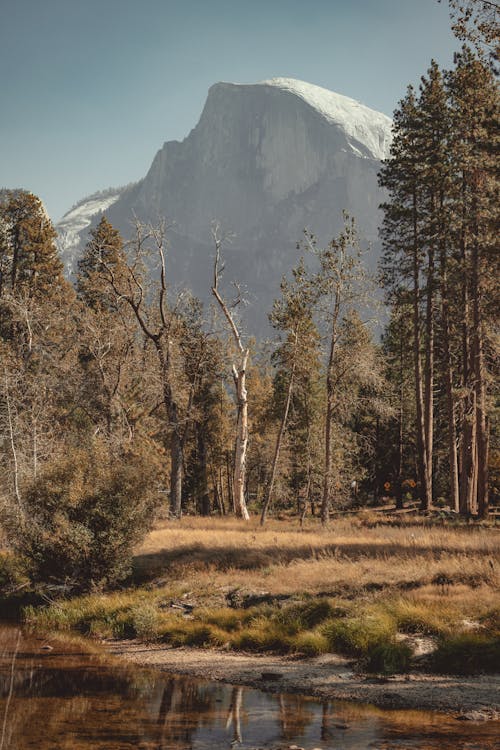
[{"left": 105, "top": 639, "right": 499, "bottom": 720}]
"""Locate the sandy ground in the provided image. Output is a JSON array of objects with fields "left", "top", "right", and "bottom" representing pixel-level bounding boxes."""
[{"left": 105, "top": 639, "right": 500, "bottom": 720}]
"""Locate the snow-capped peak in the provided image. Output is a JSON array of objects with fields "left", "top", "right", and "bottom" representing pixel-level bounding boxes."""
[
  {"left": 56, "top": 187, "right": 125, "bottom": 275},
  {"left": 257, "top": 77, "right": 392, "bottom": 160}
]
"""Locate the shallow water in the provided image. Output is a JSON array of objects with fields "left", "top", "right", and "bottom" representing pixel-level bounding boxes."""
[{"left": 0, "top": 625, "right": 497, "bottom": 750}]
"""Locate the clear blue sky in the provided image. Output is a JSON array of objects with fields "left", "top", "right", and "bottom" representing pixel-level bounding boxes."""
[{"left": 0, "top": 0, "right": 459, "bottom": 221}]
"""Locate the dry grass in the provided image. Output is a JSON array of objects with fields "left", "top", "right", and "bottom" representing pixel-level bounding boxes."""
[
  {"left": 134, "top": 516, "right": 499, "bottom": 600},
  {"left": 23, "top": 516, "right": 500, "bottom": 674}
]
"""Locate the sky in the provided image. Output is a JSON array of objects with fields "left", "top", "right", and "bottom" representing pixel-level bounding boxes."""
[{"left": 0, "top": 0, "right": 460, "bottom": 222}]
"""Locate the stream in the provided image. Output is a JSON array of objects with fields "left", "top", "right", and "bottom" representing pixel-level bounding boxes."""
[{"left": 0, "top": 625, "right": 497, "bottom": 749}]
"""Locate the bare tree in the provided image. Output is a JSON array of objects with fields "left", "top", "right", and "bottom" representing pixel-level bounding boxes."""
[
  {"left": 99, "top": 219, "right": 195, "bottom": 517},
  {"left": 211, "top": 223, "right": 250, "bottom": 520}
]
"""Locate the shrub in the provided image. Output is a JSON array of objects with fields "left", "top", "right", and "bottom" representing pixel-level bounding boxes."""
[
  {"left": 198, "top": 607, "right": 247, "bottom": 632},
  {"left": 130, "top": 604, "right": 162, "bottom": 641},
  {"left": 8, "top": 441, "right": 160, "bottom": 592},
  {"left": 364, "top": 641, "right": 412, "bottom": 674},
  {"left": 0, "top": 552, "right": 27, "bottom": 593},
  {"left": 291, "top": 630, "right": 329, "bottom": 656},
  {"left": 322, "top": 614, "right": 395, "bottom": 657},
  {"left": 322, "top": 613, "right": 409, "bottom": 674},
  {"left": 279, "top": 598, "right": 339, "bottom": 630},
  {"left": 231, "top": 619, "right": 293, "bottom": 653},
  {"left": 431, "top": 633, "right": 500, "bottom": 674},
  {"left": 388, "top": 599, "right": 451, "bottom": 636}
]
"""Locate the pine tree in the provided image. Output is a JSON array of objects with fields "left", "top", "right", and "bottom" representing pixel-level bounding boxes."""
[
  {"left": 0, "top": 191, "right": 66, "bottom": 302},
  {"left": 77, "top": 216, "right": 127, "bottom": 311},
  {"left": 379, "top": 86, "right": 433, "bottom": 510},
  {"left": 76, "top": 217, "right": 140, "bottom": 439},
  {"left": 380, "top": 301, "right": 416, "bottom": 509},
  {"left": 447, "top": 47, "right": 499, "bottom": 516}
]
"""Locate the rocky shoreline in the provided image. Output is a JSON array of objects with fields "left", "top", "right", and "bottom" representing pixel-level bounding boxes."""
[{"left": 105, "top": 639, "right": 499, "bottom": 721}]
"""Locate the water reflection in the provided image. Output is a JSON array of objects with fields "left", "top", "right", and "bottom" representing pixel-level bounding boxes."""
[{"left": 0, "top": 625, "right": 497, "bottom": 749}]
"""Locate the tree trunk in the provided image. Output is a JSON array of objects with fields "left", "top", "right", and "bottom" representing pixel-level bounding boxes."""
[
  {"left": 322, "top": 381, "right": 334, "bottom": 524},
  {"left": 395, "top": 335, "right": 404, "bottom": 511},
  {"left": 261, "top": 357, "right": 296, "bottom": 525},
  {"left": 424, "top": 242, "right": 435, "bottom": 506},
  {"left": 211, "top": 238, "right": 250, "bottom": 520},
  {"left": 472, "top": 245, "right": 489, "bottom": 518},
  {"left": 412, "top": 195, "right": 431, "bottom": 511},
  {"left": 197, "top": 427, "right": 211, "bottom": 516},
  {"left": 439, "top": 241, "right": 460, "bottom": 512},
  {"left": 459, "top": 389, "right": 476, "bottom": 515},
  {"left": 321, "top": 290, "right": 340, "bottom": 525},
  {"left": 169, "top": 427, "right": 183, "bottom": 517},
  {"left": 226, "top": 450, "right": 234, "bottom": 512},
  {"left": 233, "top": 353, "right": 250, "bottom": 520}
]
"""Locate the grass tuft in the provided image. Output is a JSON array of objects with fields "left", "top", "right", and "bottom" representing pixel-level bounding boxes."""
[
  {"left": 431, "top": 633, "right": 500, "bottom": 675},
  {"left": 364, "top": 641, "right": 413, "bottom": 674},
  {"left": 290, "top": 630, "right": 329, "bottom": 656}
]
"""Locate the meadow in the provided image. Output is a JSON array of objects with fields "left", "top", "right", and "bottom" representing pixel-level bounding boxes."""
[{"left": 22, "top": 514, "right": 500, "bottom": 675}]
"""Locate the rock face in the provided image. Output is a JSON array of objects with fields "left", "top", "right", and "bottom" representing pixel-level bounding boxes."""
[{"left": 57, "top": 78, "right": 392, "bottom": 333}]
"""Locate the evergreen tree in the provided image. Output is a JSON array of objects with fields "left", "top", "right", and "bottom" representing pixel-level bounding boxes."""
[
  {"left": 77, "top": 216, "right": 128, "bottom": 311},
  {"left": 447, "top": 47, "right": 499, "bottom": 516},
  {"left": 0, "top": 191, "right": 66, "bottom": 302},
  {"left": 380, "top": 50, "right": 498, "bottom": 516}
]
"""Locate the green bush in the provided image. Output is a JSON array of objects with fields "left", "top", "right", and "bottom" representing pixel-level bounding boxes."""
[
  {"left": 130, "top": 604, "right": 162, "bottom": 641},
  {"left": 291, "top": 630, "right": 329, "bottom": 656},
  {"left": 231, "top": 619, "right": 293, "bottom": 653},
  {"left": 0, "top": 552, "right": 27, "bottom": 593},
  {"left": 8, "top": 441, "right": 160, "bottom": 592},
  {"left": 364, "top": 641, "right": 412, "bottom": 674},
  {"left": 322, "top": 615, "right": 395, "bottom": 657},
  {"left": 279, "top": 598, "right": 339, "bottom": 630},
  {"left": 431, "top": 633, "right": 500, "bottom": 675},
  {"left": 322, "top": 614, "right": 409, "bottom": 674}
]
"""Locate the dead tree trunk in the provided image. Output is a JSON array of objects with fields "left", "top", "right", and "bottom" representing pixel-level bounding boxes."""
[{"left": 211, "top": 225, "right": 250, "bottom": 520}]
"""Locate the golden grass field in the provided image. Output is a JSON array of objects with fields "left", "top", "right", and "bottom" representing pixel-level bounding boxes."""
[
  {"left": 135, "top": 515, "right": 498, "bottom": 601},
  {"left": 24, "top": 514, "right": 499, "bottom": 675}
]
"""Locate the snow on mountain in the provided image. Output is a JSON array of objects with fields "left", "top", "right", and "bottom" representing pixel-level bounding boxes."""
[
  {"left": 56, "top": 188, "right": 127, "bottom": 275},
  {"left": 256, "top": 78, "right": 392, "bottom": 161}
]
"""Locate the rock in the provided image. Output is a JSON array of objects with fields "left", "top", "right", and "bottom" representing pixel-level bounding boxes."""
[
  {"left": 456, "top": 710, "right": 494, "bottom": 722},
  {"left": 261, "top": 671, "right": 283, "bottom": 681}
]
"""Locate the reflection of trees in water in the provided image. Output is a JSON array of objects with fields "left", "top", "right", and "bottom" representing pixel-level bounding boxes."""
[
  {"left": 156, "top": 676, "right": 216, "bottom": 750},
  {"left": 0, "top": 627, "right": 170, "bottom": 748},
  {"left": 225, "top": 686, "right": 243, "bottom": 745},
  {"left": 0, "top": 627, "right": 222, "bottom": 750},
  {"left": 278, "top": 693, "right": 315, "bottom": 740},
  {"left": 321, "top": 700, "right": 334, "bottom": 742},
  {"left": 0, "top": 628, "right": 20, "bottom": 750}
]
